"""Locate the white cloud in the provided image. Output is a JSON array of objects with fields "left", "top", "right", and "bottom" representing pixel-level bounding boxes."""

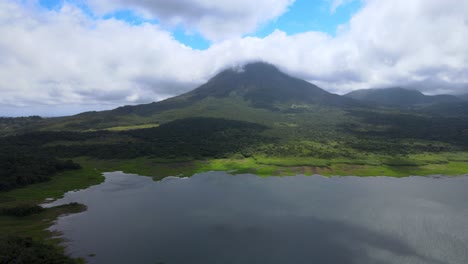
[
  {"left": 204, "top": 0, "right": 468, "bottom": 94},
  {"left": 0, "top": 0, "right": 467, "bottom": 116},
  {"left": 330, "top": 0, "right": 354, "bottom": 14},
  {"left": 85, "top": 0, "right": 295, "bottom": 41},
  {"left": 0, "top": 2, "right": 208, "bottom": 109}
]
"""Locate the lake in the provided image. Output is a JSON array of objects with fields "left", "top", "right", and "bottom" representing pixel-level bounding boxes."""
[{"left": 47, "top": 172, "right": 468, "bottom": 264}]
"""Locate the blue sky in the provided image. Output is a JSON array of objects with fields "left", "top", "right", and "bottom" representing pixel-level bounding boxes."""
[
  {"left": 37, "top": 0, "right": 363, "bottom": 50},
  {"left": 254, "top": 1, "right": 362, "bottom": 38}
]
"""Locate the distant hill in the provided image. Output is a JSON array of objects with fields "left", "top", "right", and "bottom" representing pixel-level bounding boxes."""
[{"left": 344, "top": 87, "right": 461, "bottom": 107}]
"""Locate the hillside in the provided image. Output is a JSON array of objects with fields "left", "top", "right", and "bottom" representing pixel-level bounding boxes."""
[
  {"left": 37, "top": 62, "right": 361, "bottom": 132},
  {"left": 114, "top": 62, "right": 357, "bottom": 114},
  {"left": 345, "top": 87, "right": 461, "bottom": 107}
]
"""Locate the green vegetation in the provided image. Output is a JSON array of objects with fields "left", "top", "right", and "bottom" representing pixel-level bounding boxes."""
[
  {"left": 0, "top": 203, "right": 87, "bottom": 264},
  {"left": 255, "top": 156, "right": 331, "bottom": 167},
  {"left": 0, "top": 236, "right": 77, "bottom": 264},
  {"left": 72, "top": 153, "right": 468, "bottom": 181},
  {"left": 0, "top": 153, "right": 82, "bottom": 191},
  {"left": 0, "top": 166, "right": 103, "bottom": 206},
  {"left": 0, "top": 202, "right": 87, "bottom": 241},
  {"left": 0, "top": 166, "right": 103, "bottom": 263},
  {"left": 86, "top": 123, "right": 160, "bottom": 132},
  {"left": 2, "top": 114, "right": 468, "bottom": 184}
]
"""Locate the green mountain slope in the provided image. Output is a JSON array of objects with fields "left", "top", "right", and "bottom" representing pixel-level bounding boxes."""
[
  {"left": 345, "top": 87, "right": 461, "bottom": 107},
  {"left": 186, "top": 62, "right": 358, "bottom": 108},
  {"left": 40, "top": 62, "right": 361, "bottom": 131},
  {"left": 107, "top": 62, "right": 358, "bottom": 116}
]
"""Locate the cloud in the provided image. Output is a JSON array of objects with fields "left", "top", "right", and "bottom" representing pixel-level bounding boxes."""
[
  {"left": 0, "top": 2, "right": 207, "bottom": 108},
  {"left": 231, "top": 0, "right": 468, "bottom": 95},
  {"left": 0, "top": 0, "right": 467, "bottom": 116},
  {"left": 330, "top": 0, "right": 355, "bottom": 14},
  {"left": 85, "top": 0, "right": 295, "bottom": 41}
]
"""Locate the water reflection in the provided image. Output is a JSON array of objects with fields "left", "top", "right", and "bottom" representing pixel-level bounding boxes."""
[{"left": 49, "top": 172, "right": 468, "bottom": 264}]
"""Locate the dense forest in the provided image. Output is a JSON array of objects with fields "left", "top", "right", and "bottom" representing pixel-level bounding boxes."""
[
  {"left": 47, "top": 117, "right": 271, "bottom": 159},
  {"left": 0, "top": 118, "right": 271, "bottom": 191},
  {"left": 347, "top": 110, "right": 468, "bottom": 144},
  {"left": 0, "top": 153, "right": 81, "bottom": 192},
  {"left": 2, "top": 113, "right": 468, "bottom": 192},
  {"left": 341, "top": 110, "right": 468, "bottom": 154}
]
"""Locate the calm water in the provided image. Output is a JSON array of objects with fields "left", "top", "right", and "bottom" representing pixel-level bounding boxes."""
[{"left": 48, "top": 172, "right": 468, "bottom": 264}]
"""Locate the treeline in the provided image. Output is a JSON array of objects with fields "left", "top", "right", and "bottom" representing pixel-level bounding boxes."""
[
  {"left": 345, "top": 110, "right": 468, "bottom": 147},
  {"left": 0, "top": 153, "right": 81, "bottom": 191},
  {"left": 125, "top": 117, "right": 270, "bottom": 158},
  {"left": 46, "top": 117, "right": 272, "bottom": 159}
]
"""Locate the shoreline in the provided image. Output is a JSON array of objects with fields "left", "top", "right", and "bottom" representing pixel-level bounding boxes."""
[{"left": 72, "top": 156, "right": 468, "bottom": 179}]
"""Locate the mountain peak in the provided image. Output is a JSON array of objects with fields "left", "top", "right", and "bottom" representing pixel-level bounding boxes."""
[
  {"left": 241, "top": 61, "right": 281, "bottom": 73},
  {"left": 186, "top": 61, "right": 355, "bottom": 109},
  {"left": 213, "top": 61, "right": 282, "bottom": 80},
  {"left": 112, "top": 62, "right": 358, "bottom": 116}
]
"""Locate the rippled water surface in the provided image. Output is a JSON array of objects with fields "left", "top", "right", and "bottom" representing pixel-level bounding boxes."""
[{"left": 49, "top": 172, "right": 468, "bottom": 264}]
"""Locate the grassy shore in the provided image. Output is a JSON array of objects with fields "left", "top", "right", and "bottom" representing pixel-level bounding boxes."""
[
  {"left": 0, "top": 166, "right": 103, "bottom": 263},
  {"left": 74, "top": 152, "right": 468, "bottom": 180}
]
